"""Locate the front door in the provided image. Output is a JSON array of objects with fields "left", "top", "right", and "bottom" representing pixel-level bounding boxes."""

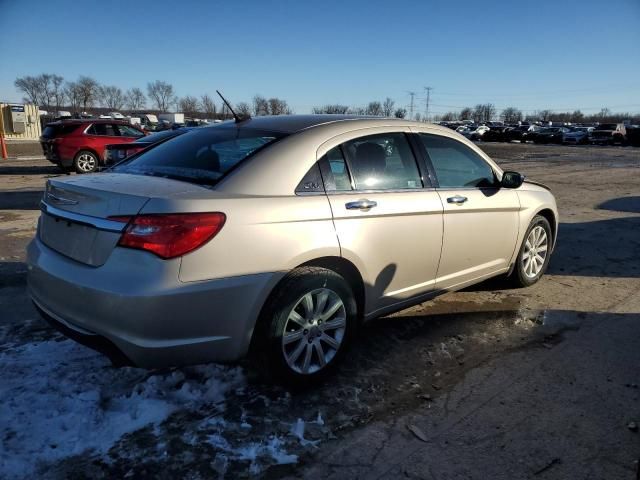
[{"left": 415, "top": 132, "right": 520, "bottom": 289}]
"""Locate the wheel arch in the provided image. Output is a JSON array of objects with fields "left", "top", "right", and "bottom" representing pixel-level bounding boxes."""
[
  {"left": 535, "top": 208, "right": 557, "bottom": 249},
  {"left": 248, "top": 256, "right": 366, "bottom": 355},
  {"left": 75, "top": 148, "right": 102, "bottom": 163}
]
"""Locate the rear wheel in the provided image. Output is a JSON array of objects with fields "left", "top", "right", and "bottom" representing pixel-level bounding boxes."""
[
  {"left": 508, "top": 215, "right": 552, "bottom": 287},
  {"left": 73, "top": 150, "right": 99, "bottom": 174},
  {"left": 254, "top": 267, "right": 357, "bottom": 385}
]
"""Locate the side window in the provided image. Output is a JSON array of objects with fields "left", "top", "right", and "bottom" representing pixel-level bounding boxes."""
[
  {"left": 87, "top": 123, "right": 117, "bottom": 136},
  {"left": 319, "top": 146, "right": 353, "bottom": 192},
  {"left": 295, "top": 163, "right": 324, "bottom": 194},
  {"left": 117, "top": 124, "right": 145, "bottom": 137},
  {"left": 342, "top": 133, "right": 422, "bottom": 190},
  {"left": 419, "top": 134, "right": 496, "bottom": 188}
]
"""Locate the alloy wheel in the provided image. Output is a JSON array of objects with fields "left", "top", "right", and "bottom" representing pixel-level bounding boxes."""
[
  {"left": 522, "top": 225, "right": 548, "bottom": 278},
  {"left": 281, "top": 288, "right": 346, "bottom": 375},
  {"left": 77, "top": 153, "right": 96, "bottom": 173}
]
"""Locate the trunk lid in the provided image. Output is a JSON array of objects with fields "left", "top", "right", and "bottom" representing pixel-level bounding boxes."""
[{"left": 39, "top": 173, "right": 211, "bottom": 266}]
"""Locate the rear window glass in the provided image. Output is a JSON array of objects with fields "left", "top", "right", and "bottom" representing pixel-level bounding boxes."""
[
  {"left": 113, "top": 127, "right": 286, "bottom": 185},
  {"left": 598, "top": 124, "right": 617, "bottom": 130},
  {"left": 42, "top": 124, "right": 80, "bottom": 138}
]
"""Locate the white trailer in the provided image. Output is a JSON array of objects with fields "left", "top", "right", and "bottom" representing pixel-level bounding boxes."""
[{"left": 158, "top": 113, "right": 185, "bottom": 124}]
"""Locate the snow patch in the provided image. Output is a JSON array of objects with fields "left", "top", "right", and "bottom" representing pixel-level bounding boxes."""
[{"left": 0, "top": 340, "right": 244, "bottom": 477}]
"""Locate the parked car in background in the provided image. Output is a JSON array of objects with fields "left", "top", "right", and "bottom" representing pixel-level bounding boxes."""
[
  {"left": 590, "top": 123, "right": 627, "bottom": 145},
  {"left": 521, "top": 125, "right": 543, "bottom": 143},
  {"left": 505, "top": 125, "right": 532, "bottom": 143},
  {"left": 481, "top": 126, "right": 510, "bottom": 142},
  {"left": 470, "top": 125, "right": 490, "bottom": 140},
  {"left": 28, "top": 115, "right": 557, "bottom": 383},
  {"left": 532, "top": 127, "right": 569, "bottom": 144},
  {"left": 562, "top": 126, "right": 593, "bottom": 145},
  {"left": 40, "top": 119, "right": 146, "bottom": 173},
  {"left": 626, "top": 125, "right": 640, "bottom": 147},
  {"left": 104, "top": 128, "right": 194, "bottom": 166}
]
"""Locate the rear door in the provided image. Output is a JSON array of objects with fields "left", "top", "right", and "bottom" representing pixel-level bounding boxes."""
[
  {"left": 320, "top": 129, "right": 443, "bottom": 316},
  {"left": 413, "top": 131, "right": 520, "bottom": 289},
  {"left": 84, "top": 123, "right": 122, "bottom": 160}
]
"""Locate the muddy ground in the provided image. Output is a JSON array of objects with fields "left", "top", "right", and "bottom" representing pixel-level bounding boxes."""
[{"left": 1, "top": 142, "right": 639, "bottom": 479}]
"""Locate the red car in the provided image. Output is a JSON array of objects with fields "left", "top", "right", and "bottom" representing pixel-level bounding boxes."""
[{"left": 40, "top": 119, "right": 146, "bottom": 173}]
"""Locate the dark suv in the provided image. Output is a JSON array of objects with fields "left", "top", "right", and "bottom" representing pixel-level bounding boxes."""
[{"left": 40, "top": 119, "right": 145, "bottom": 173}]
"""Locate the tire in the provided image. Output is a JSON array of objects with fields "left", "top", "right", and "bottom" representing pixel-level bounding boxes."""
[
  {"left": 253, "top": 266, "right": 357, "bottom": 385},
  {"left": 508, "top": 215, "right": 553, "bottom": 288},
  {"left": 73, "top": 150, "right": 99, "bottom": 174}
]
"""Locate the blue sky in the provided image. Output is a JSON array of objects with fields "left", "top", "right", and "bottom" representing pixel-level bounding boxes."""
[{"left": 1, "top": 0, "right": 639, "bottom": 115}]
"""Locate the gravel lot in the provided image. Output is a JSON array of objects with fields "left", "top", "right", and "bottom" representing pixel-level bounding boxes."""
[{"left": 1, "top": 142, "right": 639, "bottom": 479}]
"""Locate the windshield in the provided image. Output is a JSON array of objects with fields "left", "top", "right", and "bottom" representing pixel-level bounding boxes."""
[
  {"left": 597, "top": 124, "right": 617, "bottom": 130},
  {"left": 113, "top": 127, "right": 286, "bottom": 185}
]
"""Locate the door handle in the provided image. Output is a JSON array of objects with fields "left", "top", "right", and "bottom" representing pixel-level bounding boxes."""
[
  {"left": 345, "top": 199, "right": 377, "bottom": 210},
  {"left": 447, "top": 195, "right": 468, "bottom": 205}
]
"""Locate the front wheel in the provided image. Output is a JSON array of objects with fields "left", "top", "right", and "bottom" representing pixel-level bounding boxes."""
[
  {"left": 255, "top": 267, "right": 357, "bottom": 384},
  {"left": 508, "top": 215, "right": 553, "bottom": 287},
  {"left": 73, "top": 150, "right": 99, "bottom": 174}
]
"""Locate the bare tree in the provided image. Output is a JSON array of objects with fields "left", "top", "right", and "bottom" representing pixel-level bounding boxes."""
[
  {"left": 51, "top": 75, "right": 65, "bottom": 111},
  {"left": 268, "top": 97, "right": 292, "bottom": 115},
  {"left": 351, "top": 106, "right": 367, "bottom": 115},
  {"left": 473, "top": 103, "right": 496, "bottom": 123},
  {"left": 125, "top": 88, "right": 146, "bottom": 111},
  {"left": 459, "top": 107, "right": 473, "bottom": 121},
  {"left": 14, "top": 75, "right": 42, "bottom": 106},
  {"left": 200, "top": 94, "right": 216, "bottom": 118},
  {"left": 74, "top": 76, "right": 99, "bottom": 112},
  {"left": 64, "top": 82, "right": 82, "bottom": 112},
  {"left": 394, "top": 108, "right": 407, "bottom": 118},
  {"left": 382, "top": 97, "right": 395, "bottom": 117},
  {"left": 236, "top": 102, "right": 251, "bottom": 117},
  {"left": 366, "top": 101, "right": 383, "bottom": 116},
  {"left": 178, "top": 95, "right": 199, "bottom": 117},
  {"left": 440, "top": 111, "right": 459, "bottom": 121},
  {"left": 99, "top": 85, "right": 125, "bottom": 110},
  {"left": 147, "top": 80, "right": 176, "bottom": 112},
  {"left": 500, "top": 107, "right": 522, "bottom": 124},
  {"left": 252, "top": 95, "right": 269, "bottom": 116},
  {"left": 312, "top": 104, "right": 350, "bottom": 114}
]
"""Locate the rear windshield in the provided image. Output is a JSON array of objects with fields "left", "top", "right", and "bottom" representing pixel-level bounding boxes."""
[
  {"left": 42, "top": 124, "right": 80, "bottom": 138},
  {"left": 597, "top": 124, "right": 617, "bottom": 130},
  {"left": 113, "top": 127, "right": 286, "bottom": 185}
]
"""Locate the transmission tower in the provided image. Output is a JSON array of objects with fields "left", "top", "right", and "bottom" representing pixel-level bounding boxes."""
[
  {"left": 407, "top": 91, "right": 416, "bottom": 119},
  {"left": 424, "top": 87, "right": 433, "bottom": 122}
]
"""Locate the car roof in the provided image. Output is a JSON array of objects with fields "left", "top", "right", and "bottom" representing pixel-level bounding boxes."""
[{"left": 214, "top": 114, "right": 416, "bottom": 134}]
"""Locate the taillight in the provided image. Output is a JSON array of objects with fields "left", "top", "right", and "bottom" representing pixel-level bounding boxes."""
[{"left": 109, "top": 213, "right": 226, "bottom": 259}]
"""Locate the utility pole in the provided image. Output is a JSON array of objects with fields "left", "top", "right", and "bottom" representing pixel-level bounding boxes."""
[
  {"left": 424, "top": 86, "right": 433, "bottom": 122},
  {"left": 407, "top": 91, "right": 416, "bottom": 120}
]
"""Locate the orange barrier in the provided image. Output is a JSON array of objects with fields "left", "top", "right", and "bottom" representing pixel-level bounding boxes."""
[{"left": 0, "top": 134, "right": 7, "bottom": 159}]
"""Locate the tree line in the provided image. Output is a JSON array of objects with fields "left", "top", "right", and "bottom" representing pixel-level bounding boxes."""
[
  {"left": 312, "top": 98, "right": 407, "bottom": 118},
  {"left": 13, "top": 73, "right": 637, "bottom": 123},
  {"left": 13, "top": 73, "right": 294, "bottom": 119},
  {"left": 436, "top": 104, "right": 638, "bottom": 124}
]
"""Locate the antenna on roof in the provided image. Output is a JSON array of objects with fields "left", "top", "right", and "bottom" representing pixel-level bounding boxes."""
[{"left": 216, "top": 90, "right": 250, "bottom": 123}]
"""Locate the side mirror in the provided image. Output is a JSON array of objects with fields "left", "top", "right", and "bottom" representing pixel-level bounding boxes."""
[{"left": 501, "top": 171, "right": 525, "bottom": 189}]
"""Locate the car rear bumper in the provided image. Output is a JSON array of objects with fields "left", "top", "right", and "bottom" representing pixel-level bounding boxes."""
[{"left": 27, "top": 236, "right": 277, "bottom": 367}]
